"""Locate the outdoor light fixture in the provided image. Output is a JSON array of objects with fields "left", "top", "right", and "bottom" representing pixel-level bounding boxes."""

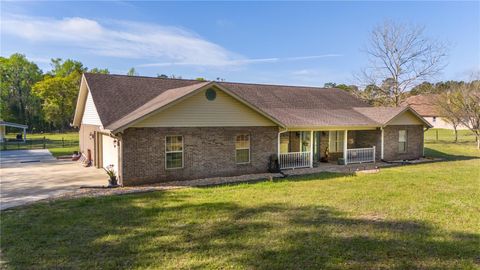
[{"left": 89, "top": 132, "right": 94, "bottom": 140}]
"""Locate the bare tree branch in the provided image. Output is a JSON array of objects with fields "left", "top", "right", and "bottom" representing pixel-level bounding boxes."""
[{"left": 359, "top": 20, "right": 449, "bottom": 106}]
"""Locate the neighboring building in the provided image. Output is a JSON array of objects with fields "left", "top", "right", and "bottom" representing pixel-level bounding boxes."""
[
  {"left": 403, "top": 94, "right": 467, "bottom": 130},
  {"left": 73, "top": 73, "right": 432, "bottom": 186}
]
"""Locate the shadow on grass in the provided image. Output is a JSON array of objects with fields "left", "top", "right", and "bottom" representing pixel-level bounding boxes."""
[
  {"left": 1, "top": 192, "right": 478, "bottom": 269},
  {"left": 424, "top": 146, "right": 479, "bottom": 161}
]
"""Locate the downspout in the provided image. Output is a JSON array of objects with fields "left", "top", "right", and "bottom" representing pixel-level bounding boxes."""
[{"left": 380, "top": 127, "right": 384, "bottom": 161}]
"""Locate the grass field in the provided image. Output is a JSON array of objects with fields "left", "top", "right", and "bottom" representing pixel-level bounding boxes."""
[
  {"left": 425, "top": 128, "right": 476, "bottom": 143},
  {"left": 1, "top": 131, "right": 479, "bottom": 269},
  {"left": 2, "top": 132, "right": 79, "bottom": 157}
]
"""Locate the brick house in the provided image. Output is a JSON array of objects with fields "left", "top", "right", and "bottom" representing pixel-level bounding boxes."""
[{"left": 73, "top": 73, "right": 432, "bottom": 186}]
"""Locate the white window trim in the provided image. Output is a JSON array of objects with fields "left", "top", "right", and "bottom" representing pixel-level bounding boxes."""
[
  {"left": 165, "top": 135, "right": 184, "bottom": 170},
  {"left": 398, "top": 130, "right": 408, "bottom": 153},
  {"left": 235, "top": 134, "right": 251, "bottom": 164}
]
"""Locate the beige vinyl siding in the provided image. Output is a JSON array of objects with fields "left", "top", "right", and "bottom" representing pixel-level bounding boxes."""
[
  {"left": 388, "top": 111, "right": 424, "bottom": 125},
  {"left": 81, "top": 90, "right": 102, "bottom": 126},
  {"left": 133, "top": 88, "right": 276, "bottom": 127}
]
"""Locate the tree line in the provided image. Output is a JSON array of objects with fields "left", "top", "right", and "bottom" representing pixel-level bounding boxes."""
[{"left": 0, "top": 54, "right": 109, "bottom": 132}]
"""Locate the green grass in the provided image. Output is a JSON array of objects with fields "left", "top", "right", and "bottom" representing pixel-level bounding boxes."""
[
  {"left": 425, "top": 128, "right": 476, "bottom": 143},
  {"left": 2, "top": 132, "right": 79, "bottom": 157},
  {"left": 1, "top": 142, "right": 479, "bottom": 269}
]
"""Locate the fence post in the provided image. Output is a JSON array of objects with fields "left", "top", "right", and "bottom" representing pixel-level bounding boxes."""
[
  {"left": 43, "top": 136, "right": 46, "bottom": 149},
  {"left": 62, "top": 137, "right": 65, "bottom": 147},
  {"left": 436, "top": 130, "right": 439, "bottom": 141}
]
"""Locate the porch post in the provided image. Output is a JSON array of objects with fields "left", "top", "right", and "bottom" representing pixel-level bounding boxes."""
[
  {"left": 343, "top": 129, "right": 348, "bottom": 165},
  {"left": 277, "top": 131, "right": 281, "bottom": 160},
  {"left": 309, "top": 130, "right": 313, "bottom": 168},
  {"left": 380, "top": 127, "right": 384, "bottom": 160}
]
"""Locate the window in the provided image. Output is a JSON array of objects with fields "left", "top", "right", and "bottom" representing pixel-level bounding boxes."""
[
  {"left": 398, "top": 130, "right": 407, "bottom": 153},
  {"left": 165, "top": 136, "right": 183, "bottom": 169},
  {"left": 235, "top": 134, "right": 250, "bottom": 163},
  {"left": 329, "top": 131, "right": 344, "bottom": 153}
]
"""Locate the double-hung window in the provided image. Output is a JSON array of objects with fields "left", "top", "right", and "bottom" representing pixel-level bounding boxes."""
[
  {"left": 235, "top": 134, "right": 250, "bottom": 164},
  {"left": 398, "top": 130, "right": 407, "bottom": 153},
  {"left": 328, "top": 131, "right": 344, "bottom": 153},
  {"left": 165, "top": 135, "right": 183, "bottom": 169}
]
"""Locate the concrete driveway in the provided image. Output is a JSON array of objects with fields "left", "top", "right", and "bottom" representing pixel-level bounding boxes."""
[{"left": 0, "top": 150, "right": 106, "bottom": 210}]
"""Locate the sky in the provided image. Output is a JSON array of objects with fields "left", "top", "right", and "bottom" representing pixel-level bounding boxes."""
[{"left": 1, "top": 1, "right": 479, "bottom": 87}]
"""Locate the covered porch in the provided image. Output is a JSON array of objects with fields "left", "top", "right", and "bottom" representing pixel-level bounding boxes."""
[{"left": 278, "top": 128, "right": 383, "bottom": 170}]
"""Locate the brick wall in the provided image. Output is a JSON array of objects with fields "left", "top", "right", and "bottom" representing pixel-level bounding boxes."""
[
  {"left": 121, "top": 126, "right": 278, "bottom": 185},
  {"left": 383, "top": 125, "right": 424, "bottom": 161},
  {"left": 355, "top": 129, "right": 382, "bottom": 160}
]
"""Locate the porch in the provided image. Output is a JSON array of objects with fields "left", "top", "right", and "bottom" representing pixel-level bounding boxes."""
[{"left": 278, "top": 129, "right": 382, "bottom": 170}]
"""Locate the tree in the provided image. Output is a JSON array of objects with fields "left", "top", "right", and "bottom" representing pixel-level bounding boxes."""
[
  {"left": 0, "top": 54, "right": 43, "bottom": 129},
  {"left": 436, "top": 95, "right": 462, "bottom": 142},
  {"left": 196, "top": 77, "right": 206, "bottom": 81},
  {"left": 32, "top": 58, "right": 85, "bottom": 130},
  {"left": 324, "top": 82, "right": 337, "bottom": 88},
  {"left": 437, "top": 80, "right": 480, "bottom": 148},
  {"left": 127, "top": 68, "right": 138, "bottom": 76},
  {"left": 410, "top": 82, "right": 435, "bottom": 95},
  {"left": 157, "top": 74, "right": 168, "bottom": 79},
  {"left": 49, "top": 58, "right": 86, "bottom": 77},
  {"left": 32, "top": 73, "right": 79, "bottom": 130},
  {"left": 89, "top": 68, "right": 110, "bottom": 74},
  {"left": 361, "top": 20, "right": 448, "bottom": 106}
]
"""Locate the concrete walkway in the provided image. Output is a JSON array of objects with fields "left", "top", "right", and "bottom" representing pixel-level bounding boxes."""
[{"left": 1, "top": 150, "right": 106, "bottom": 210}]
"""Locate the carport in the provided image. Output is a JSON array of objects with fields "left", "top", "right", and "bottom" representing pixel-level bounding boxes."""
[{"left": 0, "top": 120, "right": 28, "bottom": 142}]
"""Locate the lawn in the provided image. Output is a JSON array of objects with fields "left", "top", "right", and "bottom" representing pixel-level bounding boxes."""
[
  {"left": 1, "top": 137, "right": 479, "bottom": 269},
  {"left": 1, "top": 132, "right": 79, "bottom": 157}
]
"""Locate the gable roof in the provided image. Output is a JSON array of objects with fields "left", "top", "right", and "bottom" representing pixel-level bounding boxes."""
[
  {"left": 355, "top": 106, "right": 432, "bottom": 127},
  {"left": 74, "top": 73, "right": 431, "bottom": 132},
  {"left": 402, "top": 94, "right": 440, "bottom": 116}
]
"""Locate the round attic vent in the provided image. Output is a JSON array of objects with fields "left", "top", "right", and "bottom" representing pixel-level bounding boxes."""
[{"left": 205, "top": 89, "right": 216, "bottom": 101}]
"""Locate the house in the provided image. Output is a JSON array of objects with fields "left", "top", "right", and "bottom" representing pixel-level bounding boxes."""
[
  {"left": 403, "top": 94, "right": 467, "bottom": 130},
  {"left": 73, "top": 73, "right": 432, "bottom": 186}
]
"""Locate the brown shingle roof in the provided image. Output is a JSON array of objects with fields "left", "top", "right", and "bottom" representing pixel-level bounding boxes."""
[
  {"left": 84, "top": 73, "right": 202, "bottom": 127},
  {"left": 402, "top": 94, "right": 440, "bottom": 116},
  {"left": 218, "top": 82, "right": 377, "bottom": 127},
  {"left": 81, "top": 73, "right": 429, "bottom": 131}
]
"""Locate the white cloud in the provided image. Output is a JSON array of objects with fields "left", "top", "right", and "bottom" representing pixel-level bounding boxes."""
[
  {"left": 2, "top": 14, "right": 238, "bottom": 66},
  {"left": 2, "top": 13, "right": 341, "bottom": 67}
]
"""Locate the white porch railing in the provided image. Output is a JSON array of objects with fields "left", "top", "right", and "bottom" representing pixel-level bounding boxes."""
[
  {"left": 346, "top": 146, "right": 376, "bottom": 164},
  {"left": 279, "top": 151, "right": 311, "bottom": 169}
]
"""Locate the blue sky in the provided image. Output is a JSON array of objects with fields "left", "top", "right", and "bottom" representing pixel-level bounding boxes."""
[{"left": 1, "top": 1, "right": 479, "bottom": 86}]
